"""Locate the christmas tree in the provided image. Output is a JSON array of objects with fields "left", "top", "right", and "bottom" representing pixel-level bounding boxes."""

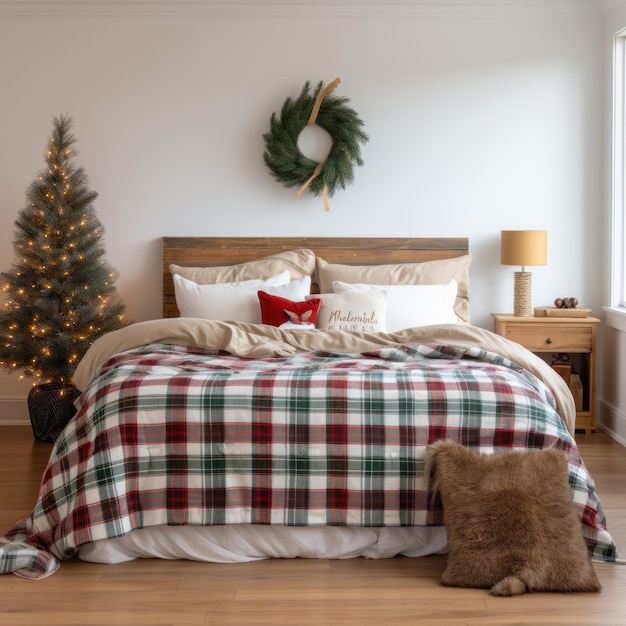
[{"left": 0, "top": 115, "right": 126, "bottom": 385}]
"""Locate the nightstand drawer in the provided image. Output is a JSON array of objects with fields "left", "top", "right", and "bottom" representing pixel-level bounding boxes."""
[{"left": 503, "top": 325, "right": 592, "bottom": 352}]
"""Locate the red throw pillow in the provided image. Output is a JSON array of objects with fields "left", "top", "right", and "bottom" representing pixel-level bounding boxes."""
[{"left": 258, "top": 291, "right": 321, "bottom": 327}]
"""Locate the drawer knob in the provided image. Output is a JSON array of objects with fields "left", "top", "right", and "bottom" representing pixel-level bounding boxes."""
[{"left": 546, "top": 337, "right": 552, "bottom": 345}]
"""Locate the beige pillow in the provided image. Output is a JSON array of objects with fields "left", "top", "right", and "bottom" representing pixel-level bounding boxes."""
[
  {"left": 316, "top": 255, "right": 472, "bottom": 323},
  {"left": 170, "top": 249, "right": 316, "bottom": 284},
  {"left": 425, "top": 440, "right": 601, "bottom": 596},
  {"left": 309, "top": 292, "right": 387, "bottom": 333}
]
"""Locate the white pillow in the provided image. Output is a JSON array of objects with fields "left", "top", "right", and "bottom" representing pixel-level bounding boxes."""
[
  {"left": 332, "top": 279, "right": 458, "bottom": 332},
  {"left": 173, "top": 271, "right": 312, "bottom": 322},
  {"left": 309, "top": 292, "right": 387, "bottom": 333},
  {"left": 316, "top": 254, "right": 472, "bottom": 323}
]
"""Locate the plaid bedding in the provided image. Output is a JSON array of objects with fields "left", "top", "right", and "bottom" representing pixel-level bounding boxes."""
[{"left": 0, "top": 342, "right": 618, "bottom": 579}]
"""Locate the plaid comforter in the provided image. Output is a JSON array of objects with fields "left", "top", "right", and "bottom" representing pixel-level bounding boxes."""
[{"left": 0, "top": 341, "right": 618, "bottom": 579}]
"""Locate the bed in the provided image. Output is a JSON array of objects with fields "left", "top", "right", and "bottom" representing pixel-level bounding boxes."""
[{"left": 0, "top": 236, "right": 618, "bottom": 580}]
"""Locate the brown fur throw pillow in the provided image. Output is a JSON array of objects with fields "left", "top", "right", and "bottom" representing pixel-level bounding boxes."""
[{"left": 425, "top": 440, "right": 601, "bottom": 596}]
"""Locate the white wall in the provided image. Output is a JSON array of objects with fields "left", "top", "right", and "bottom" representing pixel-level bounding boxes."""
[{"left": 0, "top": 2, "right": 605, "bottom": 422}]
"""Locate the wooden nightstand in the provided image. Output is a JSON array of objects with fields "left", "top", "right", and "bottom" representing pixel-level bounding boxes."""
[{"left": 491, "top": 314, "right": 600, "bottom": 433}]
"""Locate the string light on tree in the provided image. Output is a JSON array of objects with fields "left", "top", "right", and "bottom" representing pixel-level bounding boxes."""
[{"left": 0, "top": 114, "right": 126, "bottom": 386}]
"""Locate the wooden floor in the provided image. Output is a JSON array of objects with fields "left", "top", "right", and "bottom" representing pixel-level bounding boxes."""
[{"left": 0, "top": 425, "right": 625, "bottom": 626}]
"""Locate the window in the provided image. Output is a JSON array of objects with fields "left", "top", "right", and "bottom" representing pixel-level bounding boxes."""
[{"left": 607, "top": 29, "right": 626, "bottom": 331}]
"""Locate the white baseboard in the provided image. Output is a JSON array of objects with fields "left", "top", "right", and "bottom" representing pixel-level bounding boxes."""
[
  {"left": 598, "top": 400, "right": 626, "bottom": 448},
  {"left": 0, "top": 396, "right": 30, "bottom": 425}
]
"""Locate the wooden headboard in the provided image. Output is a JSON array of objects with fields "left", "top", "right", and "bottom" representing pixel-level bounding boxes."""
[{"left": 162, "top": 236, "right": 469, "bottom": 318}]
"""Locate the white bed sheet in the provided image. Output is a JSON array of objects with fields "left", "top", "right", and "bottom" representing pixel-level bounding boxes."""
[{"left": 78, "top": 525, "right": 448, "bottom": 564}]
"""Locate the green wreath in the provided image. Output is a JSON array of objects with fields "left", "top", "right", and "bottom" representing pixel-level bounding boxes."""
[{"left": 263, "top": 79, "right": 369, "bottom": 207}]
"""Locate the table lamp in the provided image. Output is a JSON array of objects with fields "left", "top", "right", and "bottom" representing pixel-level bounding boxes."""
[{"left": 500, "top": 230, "right": 547, "bottom": 317}]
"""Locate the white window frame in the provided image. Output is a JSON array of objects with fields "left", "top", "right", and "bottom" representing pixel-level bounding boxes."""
[{"left": 605, "top": 29, "right": 626, "bottom": 332}]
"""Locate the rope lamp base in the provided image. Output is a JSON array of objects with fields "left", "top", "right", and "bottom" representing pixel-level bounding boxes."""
[{"left": 513, "top": 271, "right": 533, "bottom": 317}]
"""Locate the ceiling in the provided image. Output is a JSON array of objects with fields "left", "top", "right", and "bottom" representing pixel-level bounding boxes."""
[
  {"left": 0, "top": 0, "right": 625, "bottom": 18},
  {"left": 589, "top": 0, "right": 626, "bottom": 15}
]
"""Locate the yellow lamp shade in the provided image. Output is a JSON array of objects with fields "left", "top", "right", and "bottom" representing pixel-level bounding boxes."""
[{"left": 501, "top": 230, "right": 547, "bottom": 267}]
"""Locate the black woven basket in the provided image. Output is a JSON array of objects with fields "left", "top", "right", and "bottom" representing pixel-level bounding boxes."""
[{"left": 28, "top": 383, "right": 81, "bottom": 443}]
